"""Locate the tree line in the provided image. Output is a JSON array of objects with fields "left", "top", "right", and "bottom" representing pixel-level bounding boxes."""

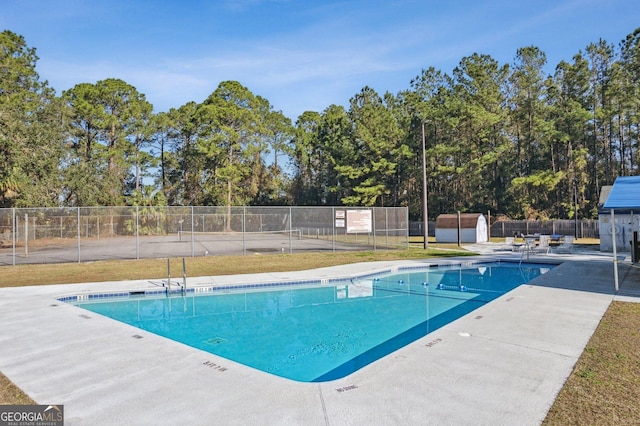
[{"left": 1, "top": 28, "right": 640, "bottom": 220}]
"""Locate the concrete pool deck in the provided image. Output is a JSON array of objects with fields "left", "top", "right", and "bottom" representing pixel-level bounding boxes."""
[{"left": 1, "top": 249, "right": 640, "bottom": 425}]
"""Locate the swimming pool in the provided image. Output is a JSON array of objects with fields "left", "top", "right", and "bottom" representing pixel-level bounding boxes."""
[{"left": 67, "top": 261, "right": 553, "bottom": 382}]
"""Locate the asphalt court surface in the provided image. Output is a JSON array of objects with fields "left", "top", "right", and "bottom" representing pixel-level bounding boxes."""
[{"left": 0, "top": 232, "right": 394, "bottom": 265}]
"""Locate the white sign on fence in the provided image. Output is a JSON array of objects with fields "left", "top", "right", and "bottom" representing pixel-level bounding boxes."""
[
  {"left": 335, "top": 210, "right": 345, "bottom": 228},
  {"left": 347, "top": 210, "right": 372, "bottom": 233}
]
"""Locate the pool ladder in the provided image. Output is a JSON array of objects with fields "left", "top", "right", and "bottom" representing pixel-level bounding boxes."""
[{"left": 165, "top": 258, "right": 187, "bottom": 295}]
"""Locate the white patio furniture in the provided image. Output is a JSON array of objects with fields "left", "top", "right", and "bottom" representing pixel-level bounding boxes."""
[{"left": 555, "top": 235, "right": 575, "bottom": 253}]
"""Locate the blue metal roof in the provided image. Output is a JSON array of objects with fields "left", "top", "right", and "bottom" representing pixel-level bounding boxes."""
[{"left": 602, "top": 176, "right": 640, "bottom": 210}]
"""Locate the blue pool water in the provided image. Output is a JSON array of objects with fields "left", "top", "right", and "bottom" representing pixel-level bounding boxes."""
[{"left": 70, "top": 262, "right": 553, "bottom": 382}]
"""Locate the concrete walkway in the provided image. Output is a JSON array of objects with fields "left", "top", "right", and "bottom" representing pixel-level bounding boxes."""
[{"left": 1, "top": 249, "right": 639, "bottom": 425}]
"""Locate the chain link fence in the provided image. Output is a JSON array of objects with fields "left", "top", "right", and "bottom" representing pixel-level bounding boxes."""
[
  {"left": 410, "top": 219, "right": 599, "bottom": 239},
  {"left": 489, "top": 219, "right": 599, "bottom": 239},
  {"left": 0, "top": 206, "right": 408, "bottom": 265}
]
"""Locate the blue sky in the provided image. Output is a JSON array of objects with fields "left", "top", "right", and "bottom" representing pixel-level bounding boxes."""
[{"left": 3, "top": 0, "right": 640, "bottom": 120}]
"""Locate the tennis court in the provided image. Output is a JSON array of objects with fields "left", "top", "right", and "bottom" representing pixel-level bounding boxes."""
[{"left": 0, "top": 206, "right": 409, "bottom": 265}]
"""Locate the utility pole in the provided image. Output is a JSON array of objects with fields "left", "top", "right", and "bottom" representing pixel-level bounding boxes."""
[
  {"left": 574, "top": 179, "right": 578, "bottom": 238},
  {"left": 422, "top": 121, "right": 429, "bottom": 249}
]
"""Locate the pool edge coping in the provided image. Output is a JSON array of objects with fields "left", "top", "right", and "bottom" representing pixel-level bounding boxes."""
[{"left": 56, "top": 255, "right": 563, "bottom": 303}]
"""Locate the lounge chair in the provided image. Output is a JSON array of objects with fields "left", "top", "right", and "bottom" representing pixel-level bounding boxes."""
[
  {"left": 533, "top": 235, "right": 550, "bottom": 254},
  {"left": 515, "top": 236, "right": 537, "bottom": 256},
  {"left": 503, "top": 236, "right": 515, "bottom": 251},
  {"left": 555, "top": 235, "right": 574, "bottom": 253},
  {"left": 524, "top": 236, "right": 536, "bottom": 251}
]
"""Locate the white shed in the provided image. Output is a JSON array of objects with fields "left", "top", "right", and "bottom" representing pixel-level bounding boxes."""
[{"left": 435, "top": 213, "right": 488, "bottom": 243}]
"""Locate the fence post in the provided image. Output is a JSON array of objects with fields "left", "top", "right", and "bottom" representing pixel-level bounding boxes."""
[
  {"left": 190, "top": 206, "right": 195, "bottom": 257},
  {"left": 332, "top": 207, "right": 335, "bottom": 252},
  {"left": 385, "top": 208, "right": 389, "bottom": 248},
  {"left": 24, "top": 213, "right": 28, "bottom": 258},
  {"left": 405, "top": 207, "right": 409, "bottom": 249},
  {"left": 12, "top": 208, "right": 15, "bottom": 266},
  {"left": 457, "top": 211, "right": 461, "bottom": 247},
  {"left": 77, "top": 207, "right": 81, "bottom": 263},
  {"left": 135, "top": 206, "right": 139, "bottom": 260},
  {"left": 372, "top": 208, "right": 376, "bottom": 251},
  {"left": 288, "top": 206, "right": 293, "bottom": 254}
]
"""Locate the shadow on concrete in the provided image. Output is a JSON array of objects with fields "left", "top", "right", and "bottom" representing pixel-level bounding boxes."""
[
  {"left": 462, "top": 241, "right": 640, "bottom": 299},
  {"left": 525, "top": 259, "right": 640, "bottom": 298}
]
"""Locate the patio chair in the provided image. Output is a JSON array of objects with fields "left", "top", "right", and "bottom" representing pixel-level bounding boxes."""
[
  {"left": 533, "top": 235, "right": 550, "bottom": 254},
  {"left": 516, "top": 236, "right": 537, "bottom": 256},
  {"left": 555, "top": 235, "right": 574, "bottom": 253},
  {"left": 503, "top": 236, "right": 515, "bottom": 251},
  {"left": 524, "top": 236, "right": 536, "bottom": 250}
]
